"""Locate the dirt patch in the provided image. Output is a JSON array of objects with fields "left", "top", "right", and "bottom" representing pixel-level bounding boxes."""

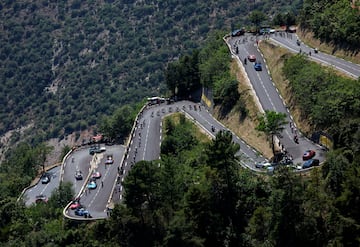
[{"left": 45, "top": 129, "right": 95, "bottom": 167}]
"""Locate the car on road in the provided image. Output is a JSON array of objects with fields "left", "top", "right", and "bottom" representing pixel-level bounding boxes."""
[
  {"left": 302, "top": 150, "right": 316, "bottom": 161},
  {"left": 41, "top": 173, "right": 51, "bottom": 184},
  {"left": 248, "top": 54, "right": 256, "bottom": 62},
  {"left": 87, "top": 181, "right": 97, "bottom": 190},
  {"left": 74, "top": 208, "right": 91, "bottom": 218},
  {"left": 105, "top": 155, "right": 114, "bottom": 165},
  {"left": 254, "top": 62, "right": 262, "bottom": 71},
  {"left": 89, "top": 146, "right": 102, "bottom": 155},
  {"left": 69, "top": 201, "right": 82, "bottom": 210},
  {"left": 231, "top": 28, "right": 245, "bottom": 37},
  {"left": 302, "top": 159, "right": 320, "bottom": 169},
  {"left": 74, "top": 170, "right": 83, "bottom": 180},
  {"left": 255, "top": 161, "right": 272, "bottom": 169},
  {"left": 35, "top": 194, "right": 48, "bottom": 203},
  {"left": 91, "top": 170, "right": 101, "bottom": 179}
]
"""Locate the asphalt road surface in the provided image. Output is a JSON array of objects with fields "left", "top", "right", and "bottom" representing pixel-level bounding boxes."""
[
  {"left": 270, "top": 32, "right": 360, "bottom": 79},
  {"left": 228, "top": 34, "right": 326, "bottom": 165},
  {"left": 23, "top": 166, "right": 61, "bottom": 206},
  {"left": 112, "top": 100, "right": 274, "bottom": 204},
  {"left": 64, "top": 145, "right": 125, "bottom": 219}
]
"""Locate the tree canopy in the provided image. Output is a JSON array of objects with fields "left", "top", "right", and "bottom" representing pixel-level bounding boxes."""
[{"left": 256, "top": 110, "right": 288, "bottom": 155}]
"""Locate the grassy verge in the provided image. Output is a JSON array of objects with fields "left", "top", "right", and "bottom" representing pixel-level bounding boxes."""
[{"left": 162, "top": 113, "right": 211, "bottom": 144}]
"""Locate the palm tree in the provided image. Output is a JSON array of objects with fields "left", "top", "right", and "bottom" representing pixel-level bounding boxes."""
[{"left": 256, "top": 110, "right": 288, "bottom": 155}]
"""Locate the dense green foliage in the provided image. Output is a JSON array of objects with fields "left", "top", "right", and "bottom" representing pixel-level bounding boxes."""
[
  {"left": 0, "top": 0, "right": 301, "bottom": 145},
  {"left": 2, "top": 0, "right": 360, "bottom": 246},
  {"left": 99, "top": 105, "right": 137, "bottom": 143},
  {"left": 1, "top": 113, "right": 360, "bottom": 246},
  {"left": 166, "top": 32, "right": 242, "bottom": 116},
  {"left": 299, "top": 0, "right": 360, "bottom": 50},
  {"left": 256, "top": 110, "right": 288, "bottom": 155},
  {"left": 0, "top": 143, "right": 53, "bottom": 199},
  {"left": 164, "top": 50, "right": 201, "bottom": 100},
  {"left": 283, "top": 54, "right": 360, "bottom": 149}
]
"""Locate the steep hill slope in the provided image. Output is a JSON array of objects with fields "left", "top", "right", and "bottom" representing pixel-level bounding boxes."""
[{"left": 0, "top": 0, "right": 299, "bottom": 148}]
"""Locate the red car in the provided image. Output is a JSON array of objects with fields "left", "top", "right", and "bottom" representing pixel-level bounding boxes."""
[
  {"left": 248, "top": 54, "right": 256, "bottom": 62},
  {"left": 69, "top": 201, "right": 82, "bottom": 210},
  {"left": 91, "top": 170, "right": 101, "bottom": 179},
  {"left": 302, "top": 150, "right": 316, "bottom": 161}
]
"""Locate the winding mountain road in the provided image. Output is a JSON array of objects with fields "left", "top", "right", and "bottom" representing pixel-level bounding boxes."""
[{"left": 22, "top": 31, "right": 359, "bottom": 220}]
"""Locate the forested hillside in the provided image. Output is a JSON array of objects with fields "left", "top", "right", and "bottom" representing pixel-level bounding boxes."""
[
  {"left": 299, "top": 0, "right": 360, "bottom": 51},
  {"left": 2, "top": 114, "right": 359, "bottom": 246},
  {"left": 1, "top": 0, "right": 360, "bottom": 243},
  {"left": 0, "top": 0, "right": 300, "bottom": 147}
]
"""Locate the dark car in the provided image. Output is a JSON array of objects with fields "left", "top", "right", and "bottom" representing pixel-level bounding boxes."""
[
  {"left": 302, "top": 159, "right": 320, "bottom": 169},
  {"left": 231, "top": 28, "right": 245, "bottom": 37},
  {"left": 74, "top": 170, "right": 83, "bottom": 180},
  {"left": 41, "top": 173, "right": 51, "bottom": 184},
  {"left": 259, "top": 28, "right": 270, "bottom": 35},
  {"left": 254, "top": 62, "right": 262, "bottom": 71},
  {"left": 302, "top": 150, "right": 316, "bottom": 161},
  {"left": 35, "top": 194, "right": 48, "bottom": 203}
]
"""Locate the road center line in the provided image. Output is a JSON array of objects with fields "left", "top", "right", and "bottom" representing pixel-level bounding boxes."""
[{"left": 143, "top": 118, "right": 150, "bottom": 160}]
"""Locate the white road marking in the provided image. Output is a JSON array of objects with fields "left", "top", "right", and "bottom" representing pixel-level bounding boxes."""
[
  {"left": 143, "top": 118, "right": 150, "bottom": 160},
  {"left": 255, "top": 72, "right": 277, "bottom": 110}
]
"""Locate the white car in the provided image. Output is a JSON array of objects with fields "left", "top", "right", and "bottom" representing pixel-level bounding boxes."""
[{"left": 255, "top": 161, "right": 272, "bottom": 169}]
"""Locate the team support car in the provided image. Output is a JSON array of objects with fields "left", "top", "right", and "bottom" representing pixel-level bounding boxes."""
[
  {"left": 87, "top": 180, "right": 97, "bottom": 190},
  {"left": 69, "top": 201, "right": 82, "bottom": 210},
  {"left": 231, "top": 28, "right": 245, "bottom": 37},
  {"left": 89, "top": 146, "right": 102, "bottom": 155},
  {"left": 74, "top": 208, "right": 91, "bottom": 218},
  {"left": 74, "top": 170, "right": 83, "bottom": 180},
  {"left": 254, "top": 62, "right": 262, "bottom": 71},
  {"left": 302, "top": 150, "right": 316, "bottom": 161},
  {"left": 255, "top": 161, "right": 272, "bottom": 169},
  {"left": 248, "top": 54, "right": 256, "bottom": 62},
  {"left": 302, "top": 159, "right": 320, "bottom": 169},
  {"left": 105, "top": 155, "right": 114, "bottom": 165},
  {"left": 41, "top": 173, "right": 51, "bottom": 184},
  {"left": 35, "top": 194, "right": 48, "bottom": 203},
  {"left": 91, "top": 170, "right": 101, "bottom": 179}
]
